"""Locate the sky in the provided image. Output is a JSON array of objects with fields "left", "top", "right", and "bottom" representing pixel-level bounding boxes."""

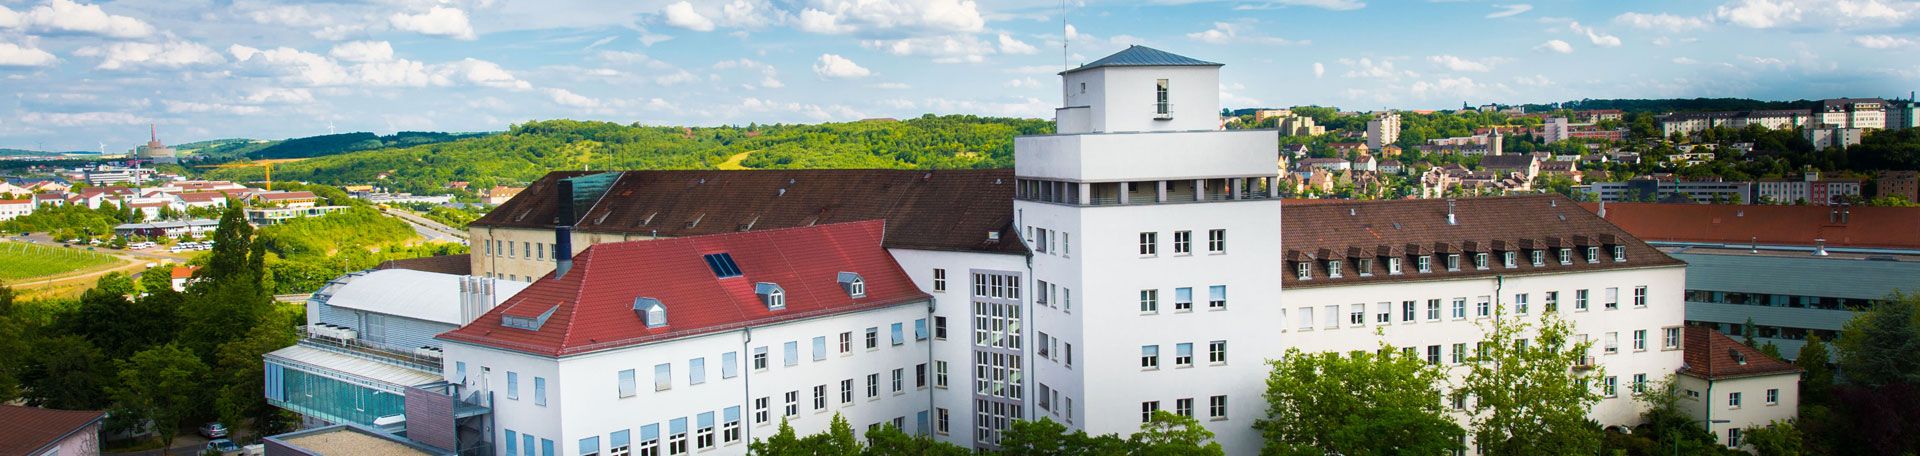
[{"left": 4, "top": 0, "right": 1920, "bottom": 151}]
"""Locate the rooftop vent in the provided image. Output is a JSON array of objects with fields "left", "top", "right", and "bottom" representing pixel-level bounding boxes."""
[
  {"left": 1729, "top": 348, "right": 1747, "bottom": 365},
  {"left": 1814, "top": 239, "right": 1828, "bottom": 256},
  {"left": 755, "top": 282, "right": 786, "bottom": 310},
  {"left": 502, "top": 304, "right": 559, "bottom": 331},
  {"left": 634, "top": 297, "right": 667, "bottom": 328},
  {"left": 703, "top": 253, "right": 743, "bottom": 278},
  {"left": 1446, "top": 198, "right": 1457, "bottom": 225},
  {"left": 837, "top": 272, "right": 866, "bottom": 298}
]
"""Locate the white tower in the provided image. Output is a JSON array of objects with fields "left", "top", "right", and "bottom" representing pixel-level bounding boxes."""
[{"left": 1013, "top": 46, "right": 1282, "bottom": 454}]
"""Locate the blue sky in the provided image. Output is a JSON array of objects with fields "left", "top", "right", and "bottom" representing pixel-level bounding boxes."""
[{"left": 3, "top": 0, "right": 1920, "bottom": 151}]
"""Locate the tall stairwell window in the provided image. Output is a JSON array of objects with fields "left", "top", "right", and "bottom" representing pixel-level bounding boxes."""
[{"left": 1155, "top": 79, "right": 1171, "bottom": 118}]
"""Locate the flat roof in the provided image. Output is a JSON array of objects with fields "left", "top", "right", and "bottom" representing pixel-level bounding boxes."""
[
  {"left": 270, "top": 424, "right": 448, "bottom": 456},
  {"left": 265, "top": 344, "right": 441, "bottom": 390},
  {"left": 323, "top": 269, "right": 528, "bottom": 326}
]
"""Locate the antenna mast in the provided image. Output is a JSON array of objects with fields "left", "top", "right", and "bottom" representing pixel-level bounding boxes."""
[{"left": 1062, "top": 0, "right": 1069, "bottom": 73}]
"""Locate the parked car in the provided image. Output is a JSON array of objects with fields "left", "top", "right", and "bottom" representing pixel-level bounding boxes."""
[
  {"left": 198, "top": 422, "right": 229, "bottom": 439},
  {"left": 205, "top": 438, "right": 241, "bottom": 455}
]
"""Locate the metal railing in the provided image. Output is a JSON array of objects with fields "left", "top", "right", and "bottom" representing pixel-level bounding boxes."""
[{"left": 296, "top": 327, "right": 444, "bottom": 373}]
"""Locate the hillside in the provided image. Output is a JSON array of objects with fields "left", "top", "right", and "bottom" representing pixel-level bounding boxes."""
[
  {"left": 200, "top": 115, "right": 1052, "bottom": 193},
  {"left": 173, "top": 138, "right": 273, "bottom": 160},
  {"left": 246, "top": 131, "right": 493, "bottom": 160},
  {"left": 0, "top": 148, "right": 92, "bottom": 156}
]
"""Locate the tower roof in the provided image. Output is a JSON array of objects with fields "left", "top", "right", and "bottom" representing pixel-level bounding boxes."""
[{"left": 1062, "top": 45, "right": 1222, "bottom": 75}]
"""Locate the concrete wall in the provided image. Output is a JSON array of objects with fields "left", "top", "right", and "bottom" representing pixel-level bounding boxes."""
[{"left": 1060, "top": 65, "right": 1220, "bottom": 134}]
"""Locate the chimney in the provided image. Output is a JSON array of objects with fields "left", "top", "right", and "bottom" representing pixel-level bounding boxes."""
[
  {"left": 554, "top": 179, "right": 577, "bottom": 278},
  {"left": 1814, "top": 238, "right": 1829, "bottom": 256},
  {"left": 1750, "top": 236, "right": 1758, "bottom": 254},
  {"left": 1597, "top": 199, "right": 1606, "bottom": 218},
  {"left": 1446, "top": 198, "right": 1457, "bottom": 225}
]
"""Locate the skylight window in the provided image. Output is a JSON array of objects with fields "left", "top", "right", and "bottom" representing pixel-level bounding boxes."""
[{"left": 703, "top": 253, "right": 743, "bottom": 278}]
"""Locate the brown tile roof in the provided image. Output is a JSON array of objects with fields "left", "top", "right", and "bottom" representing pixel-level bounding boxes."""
[
  {"left": 471, "top": 170, "right": 1026, "bottom": 255},
  {"left": 376, "top": 254, "right": 473, "bottom": 275},
  {"left": 1282, "top": 194, "right": 1683, "bottom": 288},
  {"left": 1682, "top": 329, "right": 1802, "bottom": 380},
  {"left": 0, "top": 405, "right": 104, "bottom": 456},
  {"left": 1580, "top": 202, "right": 1920, "bottom": 249}
]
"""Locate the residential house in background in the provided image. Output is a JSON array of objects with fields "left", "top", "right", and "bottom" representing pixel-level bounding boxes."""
[
  {"left": 1366, "top": 112, "right": 1400, "bottom": 150},
  {"left": 1877, "top": 170, "right": 1918, "bottom": 202},
  {"left": 1678, "top": 331, "right": 1802, "bottom": 451},
  {"left": 1659, "top": 110, "right": 1811, "bottom": 137},
  {"left": 483, "top": 186, "right": 526, "bottom": 205},
  {"left": 1578, "top": 177, "right": 1752, "bottom": 204},
  {"left": 0, "top": 198, "right": 31, "bottom": 221},
  {"left": 0, "top": 405, "right": 106, "bottom": 456},
  {"left": 1478, "top": 154, "right": 1540, "bottom": 181},
  {"left": 1754, "top": 171, "right": 1863, "bottom": 205}
]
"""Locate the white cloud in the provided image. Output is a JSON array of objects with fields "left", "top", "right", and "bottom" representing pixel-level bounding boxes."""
[
  {"left": 1568, "top": 21, "right": 1622, "bottom": 47},
  {"left": 998, "top": 33, "right": 1037, "bottom": 54},
  {"left": 1672, "top": 57, "right": 1701, "bottom": 64},
  {"left": 862, "top": 35, "right": 995, "bottom": 63},
  {"left": 713, "top": 58, "right": 783, "bottom": 88},
  {"left": 433, "top": 58, "right": 532, "bottom": 90},
  {"left": 1004, "top": 77, "right": 1041, "bottom": 88},
  {"left": 796, "top": 8, "right": 851, "bottom": 33},
  {"left": 813, "top": 53, "right": 870, "bottom": 78},
  {"left": 872, "top": 82, "right": 911, "bottom": 89},
  {"left": 1855, "top": 34, "right": 1920, "bottom": 48},
  {"left": 231, "top": 44, "right": 353, "bottom": 85},
  {"left": 163, "top": 100, "right": 265, "bottom": 115},
  {"left": 545, "top": 88, "right": 600, "bottom": 108},
  {"left": 662, "top": 1, "right": 715, "bottom": 31},
  {"left": 329, "top": 41, "right": 394, "bottom": 63},
  {"left": 20, "top": 111, "right": 147, "bottom": 126},
  {"left": 1313, "top": 62, "right": 1324, "bottom": 78},
  {"left": 808, "top": 0, "right": 985, "bottom": 33},
  {"left": 1714, "top": 0, "right": 1916, "bottom": 29},
  {"left": 1233, "top": 0, "right": 1366, "bottom": 11},
  {"left": 1411, "top": 76, "right": 1491, "bottom": 99},
  {"left": 653, "top": 69, "right": 699, "bottom": 85},
  {"left": 390, "top": 6, "right": 477, "bottom": 40},
  {"left": 1742, "top": 55, "right": 1785, "bottom": 65},
  {"left": 598, "top": 51, "right": 677, "bottom": 70},
  {"left": 1186, "top": 22, "right": 1300, "bottom": 45},
  {"left": 0, "top": 41, "right": 57, "bottom": 67},
  {"left": 1614, "top": 12, "right": 1710, "bottom": 32},
  {"left": 1427, "top": 55, "right": 1502, "bottom": 72},
  {"left": 1339, "top": 57, "right": 1415, "bottom": 79},
  {"left": 1487, "top": 4, "right": 1533, "bottom": 18},
  {"left": 1514, "top": 74, "right": 1552, "bottom": 87},
  {"left": 242, "top": 88, "right": 315, "bottom": 104},
  {"left": 5, "top": 0, "right": 154, "bottom": 38},
  {"left": 1536, "top": 39, "right": 1574, "bottom": 53},
  {"left": 77, "top": 40, "right": 225, "bottom": 70}
]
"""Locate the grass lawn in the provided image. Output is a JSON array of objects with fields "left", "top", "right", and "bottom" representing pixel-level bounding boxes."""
[{"left": 0, "top": 241, "right": 123, "bottom": 282}]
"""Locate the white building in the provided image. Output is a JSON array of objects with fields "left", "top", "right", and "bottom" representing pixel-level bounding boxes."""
[
  {"left": 1754, "top": 172, "right": 1863, "bottom": 205},
  {"left": 1806, "top": 127, "right": 1865, "bottom": 150},
  {"left": 1813, "top": 98, "right": 1885, "bottom": 130},
  {"left": 1543, "top": 117, "right": 1571, "bottom": 143},
  {"left": 1676, "top": 330, "right": 1801, "bottom": 451},
  {"left": 0, "top": 198, "right": 32, "bottom": 221},
  {"left": 1367, "top": 112, "right": 1401, "bottom": 150},
  {"left": 1660, "top": 110, "right": 1811, "bottom": 137}
]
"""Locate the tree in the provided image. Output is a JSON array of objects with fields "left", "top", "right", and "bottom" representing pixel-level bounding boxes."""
[
  {"left": 1744, "top": 420, "right": 1804, "bottom": 456},
  {"left": 1454, "top": 312, "right": 1603, "bottom": 455},
  {"left": 861, "top": 424, "right": 971, "bottom": 456},
  {"left": 1630, "top": 375, "right": 1730, "bottom": 455},
  {"left": 18, "top": 335, "right": 115, "bottom": 410},
  {"left": 803, "top": 414, "right": 862, "bottom": 456},
  {"left": 1256, "top": 347, "right": 1465, "bottom": 455},
  {"left": 748, "top": 419, "right": 805, "bottom": 455},
  {"left": 1797, "top": 334, "right": 1833, "bottom": 404},
  {"left": 112, "top": 344, "right": 209, "bottom": 454},
  {"left": 0, "top": 285, "right": 23, "bottom": 402},
  {"left": 58, "top": 275, "right": 173, "bottom": 359},
  {"left": 200, "top": 204, "right": 254, "bottom": 285},
  {"left": 214, "top": 318, "right": 298, "bottom": 438},
  {"left": 1129, "top": 410, "right": 1225, "bottom": 456},
  {"left": 1835, "top": 292, "right": 1920, "bottom": 387},
  {"left": 998, "top": 417, "right": 1128, "bottom": 456}
]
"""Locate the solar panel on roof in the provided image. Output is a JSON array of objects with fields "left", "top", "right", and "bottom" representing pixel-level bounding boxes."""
[{"left": 703, "top": 253, "right": 742, "bottom": 278}]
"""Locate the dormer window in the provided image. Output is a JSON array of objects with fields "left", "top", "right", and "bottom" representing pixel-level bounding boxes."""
[
  {"left": 1417, "top": 256, "right": 1431, "bottom": 273},
  {"left": 1446, "top": 254, "right": 1461, "bottom": 271},
  {"left": 1295, "top": 262, "right": 1311, "bottom": 280},
  {"left": 1530, "top": 250, "right": 1545, "bottom": 267},
  {"left": 1558, "top": 248, "right": 1572, "bottom": 265},
  {"left": 1388, "top": 257, "right": 1403, "bottom": 275},
  {"left": 1327, "top": 260, "right": 1343, "bottom": 278},
  {"left": 837, "top": 272, "right": 866, "bottom": 298},
  {"left": 1503, "top": 251, "right": 1517, "bottom": 268},
  {"left": 755, "top": 283, "right": 786, "bottom": 310},
  {"left": 502, "top": 305, "right": 558, "bottom": 331},
  {"left": 1613, "top": 246, "right": 1627, "bottom": 262},
  {"left": 1357, "top": 258, "right": 1373, "bottom": 277},
  {"left": 634, "top": 298, "right": 667, "bottom": 328},
  {"left": 1587, "top": 246, "right": 1600, "bottom": 263},
  {"left": 1474, "top": 253, "right": 1488, "bottom": 270}
]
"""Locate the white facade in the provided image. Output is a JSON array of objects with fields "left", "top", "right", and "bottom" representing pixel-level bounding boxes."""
[
  {"left": 0, "top": 200, "right": 32, "bottom": 221},
  {"left": 1367, "top": 113, "right": 1401, "bottom": 150},
  {"left": 1544, "top": 117, "right": 1571, "bottom": 143},
  {"left": 1058, "top": 64, "right": 1220, "bottom": 134},
  {"left": 1676, "top": 368, "right": 1800, "bottom": 450}
]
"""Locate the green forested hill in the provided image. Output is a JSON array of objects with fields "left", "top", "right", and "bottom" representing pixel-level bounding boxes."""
[{"left": 201, "top": 115, "right": 1052, "bottom": 193}]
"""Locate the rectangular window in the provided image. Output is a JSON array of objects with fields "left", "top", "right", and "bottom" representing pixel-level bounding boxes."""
[
  {"left": 1427, "top": 345, "right": 1442, "bottom": 365},
  {"left": 1559, "top": 248, "right": 1572, "bottom": 265},
  {"left": 1402, "top": 301, "right": 1417, "bottom": 322},
  {"left": 754, "top": 397, "right": 769, "bottom": 424},
  {"left": 1604, "top": 332, "right": 1619, "bottom": 354},
  {"left": 1139, "top": 232, "right": 1158, "bottom": 256},
  {"left": 1154, "top": 79, "right": 1170, "bottom": 115},
  {"left": 1324, "top": 304, "right": 1340, "bottom": 329},
  {"left": 867, "top": 373, "right": 879, "bottom": 398},
  {"left": 1140, "top": 289, "right": 1159, "bottom": 313},
  {"left": 1588, "top": 246, "right": 1601, "bottom": 263},
  {"left": 1452, "top": 298, "right": 1466, "bottom": 319},
  {"left": 1209, "top": 340, "right": 1227, "bottom": 364},
  {"left": 1729, "top": 392, "right": 1743, "bottom": 408},
  {"left": 1614, "top": 245, "right": 1627, "bottom": 262},
  {"left": 1576, "top": 289, "right": 1590, "bottom": 311},
  {"left": 1208, "top": 285, "right": 1226, "bottom": 309},
  {"left": 1766, "top": 388, "right": 1779, "bottom": 405},
  {"left": 753, "top": 346, "right": 768, "bottom": 370},
  {"left": 1357, "top": 258, "right": 1374, "bottom": 277},
  {"left": 1605, "top": 287, "right": 1620, "bottom": 310},
  {"left": 654, "top": 364, "right": 671, "bottom": 391},
  {"left": 935, "top": 361, "right": 949, "bottom": 388},
  {"left": 1664, "top": 327, "right": 1682, "bottom": 350},
  {"left": 687, "top": 357, "right": 706, "bottom": 385},
  {"left": 1175, "top": 343, "right": 1194, "bottom": 367},
  {"left": 1474, "top": 252, "right": 1489, "bottom": 270},
  {"left": 1352, "top": 303, "right": 1368, "bottom": 326},
  {"left": 722, "top": 352, "right": 738, "bottom": 379},
  {"left": 1531, "top": 250, "right": 1545, "bottom": 267},
  {"left": 1633, "top": 330, "right": 1647, "bottom": 351},
  {"left": 506, "top": 430, "right": 517, "bottom": 455},
  {"left": 1545, "top": 291, "right": 1559, "bottom": 313},
  {"left": 1633, "top": 373, "right": 1648, "bottom": 395},
  {"left": 1328, "top": 260, "right": 1343, "bottom": 278},
  {"left": 1604, "top": 376, "right": 1618, "bottom": 397},
  {"left": 812, "top": 337, "right": 827, "bottom": 361},
  {"left": 838, "top": 332, "right": 852, "bottom": 353},
  {"left": 724, "top": 407, "right": 741, "bottom": 443},
  {"left": 1515, "top": 293, "right": 1530, "bottom": 315},
  {"left": 840, "top": 379, "right": 853, "bottom": 404},
  {"left": 1176, "top": 398, "right": 1194, "bottom": 417},
  {"left": 934, "top": 317, "right": 947, "bottom": 340},
  {"left": 1141, "top": 401, "right": 1161, "bottom": 423},
  {"left": 1476, "top": 296, "right": 1491, "bottom": 317},
  {"left": 1417, "top": 255, "right": 1431, "bottom": 273},
  {"left": 1634, "top": 286, "right": 1648, "bottom": 307},
  {"left": 1447, "top": 254, "right": 1461, "bottom": 271},
  {"left": 1174, "top": 287, "right": 1193, "bottom": 311},
  {"left": 1451, "top": 343, "right": 1467, "bottom": 364},
  {"left": 813, "top": 385, "right": 827, "bottom": 411},
  {"left": 1295, "top": 262, "right": 1311, "bottom": 280},
  {"left": 1208, "top": 229, "right": 1226, "bottom": 253},
  {"left": 1426, "top": 299, "right": 1441, "bottom": 321},
  {"left": 1141, "top": 345, "right": 1160, "bottom": 369},
  {"left": 507, "top": 372, "right": 519, "bottom": 400},
  {"left": 891, "top": 368, "right": 904, "bottom": 393},
  {"left": 933, "top": 268, "right": 946, "bottom": 292},
  {"left": 783, "top": 341, "right": 799, "bottom": 367},
  {"left": 916, "top": 363, "right": 928, "bottom": 389},
  {"left": 534, "top": 376, "right": 548, "bottom": 406},
  {"left": 937, "top": 408, "right": 950, "bottom": 434},
  {"left": 784, "top": 391, "right": 799, "bottom": 417},
  {"left": 618, "top": 369, "right": 635, "bottom": 398},
  {"left": 915, "top": 318, "right": 929, "bottom": 341},
  {"left": 1297, "top": 306, "right": 1314, "bottom": 330},
  {"left": 891, "top": 322, "right": 905, "bottom": 346},
  {"left": 1375, "top": 302, "right": 1390, "bottom": 324},
  {"left": 866, "top": 327, "right": 878, "bottom": 349},
  {"left": 1389, "top": 257, "right": 1403, "bottom": 275},
  {"left": 1208, "top": 395, "right": 1227, "bottom": 420},
  {"left": 1173, "top": 230, "right": 1192, "bottom": 254},
  {"left": 1729, "top": 429, "right": 1742, "bottom": 448}
]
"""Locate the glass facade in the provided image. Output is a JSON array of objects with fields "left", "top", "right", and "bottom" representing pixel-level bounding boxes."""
[{"left": 264, "top": 360, "right": 409, "bottom": 427}]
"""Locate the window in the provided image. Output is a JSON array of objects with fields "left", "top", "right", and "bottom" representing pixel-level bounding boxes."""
[
  {"left": 1174, "top": 287, "right": 1193, "bottom": 311},
  {"left": 935, "top": 361, "right": 948, "bottom": 388},
  {"left": 1141, "top": 345, "right": 1160, "bottom": 369},
  {"left": 1446, "top": 254, "right": 1461, "bottom": 271},
  {"left": 1605, "top": 287, "right": 1620, "bottom": 310},
  {"left": 1604, "top": 332, "right": 1619, "bottom": 354},
  {"left": 1728, "top": 429, "right": 1742, "bottom": 449},
  {"left": 1175, "top": 398, "right": 1194, "bottom": 417},
  {"left": 1208, "top": 285, "right": 1226, "bottom": 309},
  {"left": 611, "top": 430, "right": 631, "bottom": 456},
  {"left": 866, "top": 327, "right": 878, "bottom": 349},
  {"left": 1664, "top": 327, "right": 1682, "bottom": 350},
  {"left": 1515, "top": 293, "right": 1529, "bottom": 314},
  {"left": 1633, "top": 286, "right": 1648, "bottom": 307},
  {"left": 813, "top": 385, "right": 828, "bottom": 411},
  {"left": 1530, "top": 250, "right": 1545, "bottom": 267},
  {"left": 1452, "top": 298, "right": 1467, "bottom": 319},
  {"left": 1603, "top": 376, "right": 1618, "bottom": 397},
  {"left": 1545, "top": 291, "right": 1559, "bottom": 313},
  {"left": 506, "top": 372, "right": 519, "bottom": 400},
  {"left": 933, "top": 268, "right": 946, "bottom": 292},
  {"left": 891, "top": 368, "right": 904, "bottom": 393},
  {"left": 838, "top": 332, "right": 852, "bottom": 353},
  {"left": 533, "top": 376, "right": 548, "bottom": 406},
  {"left": 1328, "top": 260, "right": 1343, "bottom": 278},
  {"left": 752, "top": 347, "right": 768, "bottom": 370},
  {"left": 1357, "top": 258, "right": 1373, "bottom": 276},
  {"left": 1576, "top": 289, "right": 1590, "bottom": 311},
  {"left": 754, "top": 397, "right": 769, "bottom": 424},
  {"left": 866, "top": 373, "right": 879, "bottom": 398},
  {"left": 1633, "top": 330, "right": 1647, "bottom": 351},
  {"left": 934, "top": 317, "right": 947, "bottom": 339},
  {"left": 1389, "top": 257, "right": 1403, "bottom": 275},
  {"left": 506, "top": 430, "right": 518, "bottom": 455},
  {"left": 1324, "top": 304, "right": 1340, "bottom": 329},
  {"left": 915, "top": 319, "right": 929, "bottom": 341},
  {"left": 654, "top": 364, "right": 671, "bottom": 391},
  {"left": 724, "top": 407, "right": 742, "bottom": 443},
  {"left": 783, "top": 341, "right": 799, "bottom": 367},
  {"left": 1175, "top": 343, "right": 1194, "bottom": 367},
  {"left": 1208, "top": 340, "right": 1227, "bottom": 364},
  {"left": 1503, "top": 251, "right": 1518, "bottom": 268},
  {"left": 618, "top": 369, "right": 635, "bottom": 398},
  {"left": 916, "top": 363, "right": 928, "bottom": 389},
  {"left": 1173, "top": 230, "right": 1192, "bottom": 254},
  {"left": 891, "top": 322, "right": 905, "bottom": 346},
  {"left": 1351, "top": 304, "right": 1367, "bottom": 326},
  {"left": 1613, "top": 245, "right": 1627, "bottom": 262},
  {"left": 840, "top": 379, "right": 853, "bottom": 404},
  {"left": 1063, "top": 232, "right": 1071, "bottom": 257},
  {"left": 1154, "top": 79, "right": 1170, "bottom": 115},
  {"left": 1140, "top": 289, "right": 1159, "bottom": 313},
  {"left": 1427, "top": 345, "right": 1442, "bottom": 365},
  {"left": 1476, "top": 296, "right": 1491, "bottom": 317},
  {"left": 784, "top": 391, "right": 799, "bottom": 417},
  {"left": 1402, "top": 301, "right": 1417, "bottom": 322},
  {"left": 1451, "top": 343, "right": 1466, "bottom": 364},
  {"left": 1729, "top": 392, "right": 1743, "bottom": 408},
  {"left": 1139, "top": 232, "right": 1158, "bottom": 256},
  {"left": 1559, "top": 248, "right": 1572, "bottom": 265},
  {"left": 722, "top": 352, "right": 739, "bottom": 379},
  {"left": 1141, "top": 401, "right": 1161, "bottom": 423},
  {"left": 1066, "top": 343, "right": 1074, "bottom": 368},
  {"left": 668, "top": 419, "right": 688, "bottom": 455},
  {"left": 1588, "top": 246, "right": 1601, "bottom": 263},
  {"left": 1474, "top": 252, "right": 1489, "bottom": 270},
  {"left": 1766, "top": 388, "right": 1779, "bottom": 405},
  {"left": 937, "top": 408, "right": 950, "bottom": 434},
  {"left": 696, "top": 412, "right": 716, "bottom": 449},
  {"left": 1295, "top": 262, "right": 1311, "bottom": 280},
  {"left": 1208, "top": 395, "right": 1227, "bottom": 420},
  {"left": 1297, "top": 306, "right": 1314, "bottom": 330},
  {"left": 1417, "top": 255, "right": 1431, "bottom": 273},
  {"left": 1426, "top": 299, "right": 1441, "bottom": 321},
  {"left": 1375, "top": 302, "right": 1390, "bottom": 324},
  {"left": 1633, "top": 373, "right": 1647, "bottom": 395}
]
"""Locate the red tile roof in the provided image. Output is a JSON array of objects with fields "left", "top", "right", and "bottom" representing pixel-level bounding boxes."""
[
  {"left": 171, "top": 265, "right": 200, "bottom": 279},
  {"left": 1682, "top": 329, "right": 1802, "bottom": 380},
  {"left": 1582, "top": 202, "right": 1920, "bottom": 249},
  {"left": 1282, "top": 194, "right": 1683, "bottom": 288},
  {"left": 177, "top": 192, "right": 231, "bottom": 203},
  {"left": 471, "top": 170, "right": 1024, "bottom": 255},
  {"left": 257, "top": 191, "right": 318, "bottom": 200},
  {"left": 0, "top": 405, "right": 104, "bottom": 456},
  {"left": 438, "top": 221, "right": 930, "bottom": 357}
]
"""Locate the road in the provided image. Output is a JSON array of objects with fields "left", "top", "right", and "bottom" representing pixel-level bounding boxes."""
[{"left": 383, "top": 209, "right": 468, "bottom": 244}]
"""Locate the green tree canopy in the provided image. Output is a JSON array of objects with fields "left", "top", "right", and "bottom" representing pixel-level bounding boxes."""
[
  {"left": 1455, "top": 312, "right": 1603, "bottom": 455},
  {"left": 1256, "top": 347, "right": 1464, "bottom": 455},
  {"left": 1835, "top": 292, "right": 1920, "bottom": 387}
]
